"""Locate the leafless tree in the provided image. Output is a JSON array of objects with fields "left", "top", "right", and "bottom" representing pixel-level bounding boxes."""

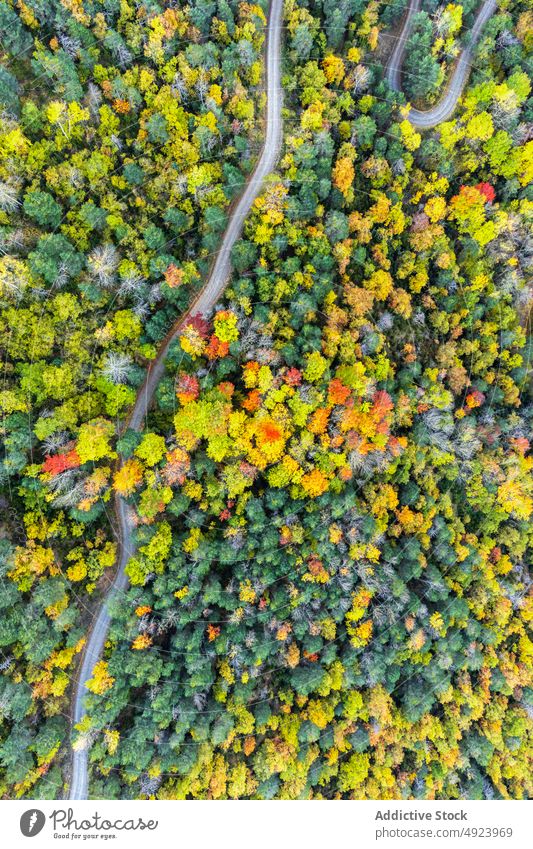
[{"left": 103, "top": 352, "right": 132, "bottom": 384}]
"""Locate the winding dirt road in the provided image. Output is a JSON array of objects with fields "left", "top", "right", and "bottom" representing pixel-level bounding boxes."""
[
  {"left": 68, "top": 0, "right": 284, "bottom": 801},
  {"left": 387, "top": 0, "right": 498, "bottom": 128}
]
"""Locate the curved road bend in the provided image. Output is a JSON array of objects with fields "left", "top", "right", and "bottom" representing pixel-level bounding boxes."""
[
  {"left": 69, "top": 0, "right": 284, "bottom": 801},
  {"left": 387, "top": 0, "right": 498, "bottom": 129}
]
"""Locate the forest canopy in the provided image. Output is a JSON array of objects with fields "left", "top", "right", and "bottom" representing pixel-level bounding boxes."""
[{"left": 0, "top": 0, "right": 531, "bottom": 801}]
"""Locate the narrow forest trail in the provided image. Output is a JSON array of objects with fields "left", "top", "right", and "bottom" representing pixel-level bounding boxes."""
[
  {"left": 68, "top": 0, "right": 284, "bottom": 801},
  {"left": 387, "top": 0, "right": 498, "bottom": 128}
]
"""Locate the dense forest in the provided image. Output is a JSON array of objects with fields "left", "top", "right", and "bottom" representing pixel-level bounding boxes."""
[{"left": 0, "top": 0, "right": 532, "bottom": 800}]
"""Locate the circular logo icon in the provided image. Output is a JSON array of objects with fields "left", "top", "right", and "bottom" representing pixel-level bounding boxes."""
[{"left": 20, "top": 810, "right": 46, "bottom": 837}]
